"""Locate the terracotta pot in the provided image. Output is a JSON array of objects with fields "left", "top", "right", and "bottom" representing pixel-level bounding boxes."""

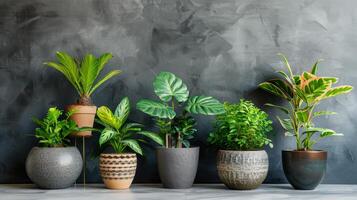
[
  {"left": 99, "top": 153, "right": 137, "bottom": 189},
  {"left": 282, "top": 150, "right": 327, "bottom": 190},
  {"left": 66, "top": 105, "right": 97, "bottom": 137},
  {"left": 217, "top": 150, "right": 269, "bottom": 190}
]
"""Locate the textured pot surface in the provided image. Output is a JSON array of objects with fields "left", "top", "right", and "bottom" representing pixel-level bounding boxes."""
[
  {"left": 157, "top": 147, "right": 199, "bottom": 189},
  {"left": 66, "top": 105, "right": 97, "bottom": 137},
  {"left": 217, "top": 150, "right": 268, "bottom": 190},
  {"left": 26, "top": 147, "right": 83, "bottom": 189},
  {"left": 99, "top": 153, "right": 137, "bottom": 189},
  {"left": 282, "top": 150, "right": 327, "bottom": 190}
]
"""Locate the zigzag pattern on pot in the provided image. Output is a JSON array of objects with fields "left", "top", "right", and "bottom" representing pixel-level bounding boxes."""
[{"left": 100, "top": 154, "right": 137, "bottom": 180}]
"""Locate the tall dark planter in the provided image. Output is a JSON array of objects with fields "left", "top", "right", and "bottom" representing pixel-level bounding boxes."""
[
  {"left": 156, "top": 147, "right": 199, "bottom": 189},
  {"left": 26, "top": 147, "right": 83, "bottom": 189},
  {"left": 282, "top": 150, "right": 327, "bottom": 190}
]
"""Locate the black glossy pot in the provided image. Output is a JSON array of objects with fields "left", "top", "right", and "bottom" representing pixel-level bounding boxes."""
[{"left": 282, "top": 150, "right": 327, "bottom": 190}]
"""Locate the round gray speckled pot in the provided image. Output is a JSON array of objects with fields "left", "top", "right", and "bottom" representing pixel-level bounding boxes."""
[
  {"left": 217, "top": 150, "right": 269, "bottom": 190},
  {"left": 157, "top": 147, "right": 199, "bottom": 189},
  {"left": 26, "top": 147, "right": 83, "bottom": 189}
]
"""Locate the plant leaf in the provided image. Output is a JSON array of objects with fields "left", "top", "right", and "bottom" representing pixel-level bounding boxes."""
[
  {"left": 153, "top": 71, "right": 189, "bottom": 102},
  {"left": 122, "top": 139, "right": 143, "bottom": 155},
  {"left": 99, "top": 128, "right": 116, "bottom": 146},
  {"left": 313, "top": 111, "right": 337, "bottom": 117},
  {"left": 136, "top": 99, "right": 176, "bottom": 119},
  {"left": 137, "top": 131, "right": 164, "bottom": 146},
  {"left": 277, "top": 53, "right": 294, "bottom": 79},
  {"left": 114, "top": 97, "right": 130, "bottom": 124},
  {"left": 185, "top": 96, "right": 225, "bottom": 115},
  {"left": 264, "top": 103, "right": 289, "bottom": 114},
  {"left": 96, "top": 53, "right": 113, "bottom": 76},
  {"left": 311, "top": 59, "right": 323, "bottom": 75},
  {"left": 89, "top": 70, "right": 121, "bottom": 95},
  {"left": 79, "top": 53, "right": 97, "bottom": 94},
  {"left": 97, "top": 106, "right": 120, "bottom": 129},
  {"left": 277, "top": 116, "right": 293, "bottom": 131},
  {"left": 324, "top": 85, "right": 353, "bottom": 98}
]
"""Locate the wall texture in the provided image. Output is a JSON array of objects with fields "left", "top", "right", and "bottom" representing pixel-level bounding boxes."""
[{"left": 0, "top": 0, "right": 356, "bottom": 184}]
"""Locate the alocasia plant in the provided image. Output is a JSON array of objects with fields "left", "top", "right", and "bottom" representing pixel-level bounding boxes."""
[
  {"left": 96, "top": 97, "right": 163, "bottom": 155},
  {"left": 136, "top": 72, "right": 225, "bottom": 148},
  {"left": 259, "top": 54, "right": 353, "bottom": 150}
]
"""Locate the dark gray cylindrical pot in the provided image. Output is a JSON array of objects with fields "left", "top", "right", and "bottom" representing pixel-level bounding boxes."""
[
  {"left": 156, "top": 147, "right": 199, "bottom": 189},
  {"left": 26, "top": 147, "right": 83, "bottom": 189},
  {"left": 282, "top": 150, "right": 327, "bottom": 190},
  {"left": 217, "top": 150, "right": 269, "bottom": 190}
]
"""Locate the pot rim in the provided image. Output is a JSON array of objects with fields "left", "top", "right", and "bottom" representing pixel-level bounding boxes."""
[
  {"left": 156, "top": 146, "right": 199, "bottom": 150},
  {"left": 33, "top": 146, "right": 77, "bottom": 149},
  {"left": 100, "top": 152, "right": 137, "bottom": 156},
  {"left": 66, "top": 104, "right": 97, "bottom": 113},
  {"left": 219, "top": 149, "right": 266, "bottom": 152},
  {"left": 282, "top": 149, "right": 327, "bottom": 153}
]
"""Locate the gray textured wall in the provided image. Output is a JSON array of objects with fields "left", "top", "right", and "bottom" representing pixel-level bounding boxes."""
[{"left": 0, "top": 0, "right": 356, "bottom": 184}]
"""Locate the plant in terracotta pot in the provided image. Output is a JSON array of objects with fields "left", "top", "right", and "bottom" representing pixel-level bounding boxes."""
[
  {"left": 45, "top": 51, "right": 121, "bottom": 137},
  {"left": 208, "top": 99, "right": 273, "bottom": 190},
  {"left": 96, "top": 97, "right": 163, "bottom": 189},
  {"left": 26, "top": 107, "right": 86, "bottom": 189},
  {"left": 259, "top": 54, "right": 353, "bottom": 190},
  {"left": 136, "top": 71, "right": 225, "bottom": 189}
]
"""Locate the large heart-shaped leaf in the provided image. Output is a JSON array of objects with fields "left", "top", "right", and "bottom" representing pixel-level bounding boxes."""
[
  {"left": 97, "top": 106, "right": 120, "bottom": 129},
  {"left": 153, "top": 72, "right": 189, "bottom": 102},
  {"left": 136, "top": 99, "right": 176, "bottom": 119},
  {"left": 99, "top": 128, "right": 117, "bottom": 146},
  {"left": 185, "top": 96, "right": 225, "bottom": 115},
  {"left": 114, "top": 97, "right": 130, "bottom": 124}
]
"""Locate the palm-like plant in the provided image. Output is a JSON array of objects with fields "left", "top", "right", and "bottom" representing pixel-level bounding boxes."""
[
  {"left": 259, "top": 54, "right": 353, "bottom": 150},
  {"left": 96, "top": 97, "right": 163, "bottom": 155},
  {"left": 136, "top": 72, "right": 225, "bottom": 148},
  {"left": 44, "top": 51, "right": 121, "bottom": 105}
]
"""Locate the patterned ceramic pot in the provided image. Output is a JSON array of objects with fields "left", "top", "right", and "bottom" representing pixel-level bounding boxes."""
[
  {"left": 25, "top": 147, "right": 83, "bottom": 189},
  {"left": 99, "top": 153, "right": 137, "bottom": 189},
  {"left": 217, "top": 150, "right": 269, "bottom": 190}
]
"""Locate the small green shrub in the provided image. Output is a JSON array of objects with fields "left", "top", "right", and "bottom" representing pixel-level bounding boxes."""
[
  {"left": 32, "top": 107, "right": 82, "bottom": 147},
  {"left": 208, "top": 99, "right": 273, "bottom": 150}
]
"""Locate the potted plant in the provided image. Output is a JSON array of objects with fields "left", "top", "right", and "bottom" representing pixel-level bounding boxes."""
[
  {"left": 259, "top": 54, "right": 353, "bottom": 190},
  {"left": 208, "top": 100, "right": 273, "bottom": 190},
  {"left": 136, "top": 71, "right": 225, "bottom": 189},
  {"left": 26, "top": 107, "right": 85, "bottom": 189},
  {"left": 95, "top": 97, "right": 163, "bottom": 189},
  {"left": 44, "top": 51, "right": 121, "bottom": 137}
]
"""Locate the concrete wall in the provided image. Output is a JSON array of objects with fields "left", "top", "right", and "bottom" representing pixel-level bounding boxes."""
[{"left": 0, "top": 0, "right": 356, "bottom": 183}]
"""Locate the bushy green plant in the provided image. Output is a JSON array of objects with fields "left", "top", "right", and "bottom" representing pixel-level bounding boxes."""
[
  {"left": 259, "top": 54, "right": 353, "bottom": 150},
  {"left": 136, "top": 72, "right": 225, "bottom": 148},
  {"left": 33, "top": 107, "right": 83, "bottom": 147},
  {"left": 96, "top": 97, "right": 163, "bottom": 155},
  {"left": 208, "top": 100, "right": 273, "bottom": 150},
  {"left": 44, "top": 51, "right": 121, "bottom": 105}
]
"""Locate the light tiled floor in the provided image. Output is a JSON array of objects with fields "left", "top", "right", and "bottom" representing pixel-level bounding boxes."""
[{"left": 1, "top": 184, "right": 356, "bottom": 200}]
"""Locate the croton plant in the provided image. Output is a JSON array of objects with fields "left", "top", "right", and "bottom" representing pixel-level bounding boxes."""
[
  {"left": 136, "top": 72, "right": 225, "bottom": 148},
  {"left": 259, "top": 54, "right": 353, "bottom": 151}
]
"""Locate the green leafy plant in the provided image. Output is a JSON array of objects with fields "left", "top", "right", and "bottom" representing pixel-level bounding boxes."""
[
  {"left": 96, "top": 97, "right": 163, "bottom": 155},
  {"left": 136, "top": 72, "right": 225, "bottom": 148},
  {"left": 259, "top": 54, "right": 353, "bottom": 150},
  {"left": 208, "top": 100, "right": 273, "bottom": 150},
  {"left": 44, "top": 51, "right": 121, "bottom": 105},
  {"left": 33, "top": 107, "right": 84, "bottom": 147}
]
